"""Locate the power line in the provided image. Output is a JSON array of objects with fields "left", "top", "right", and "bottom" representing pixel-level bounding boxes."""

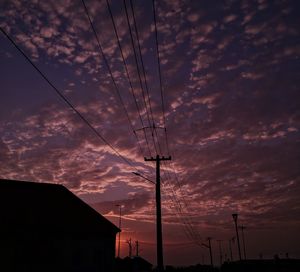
[
  {"left": 124, "top": 0, "right": 169, "bottom": 157},
  {"left": 160, "top": 167, "right": 203, "bottom": 246},
  {"left": 160, "top": 181, "right": 196, "bottom": 243},
  {"left": 130, "top": 0, "right": 202, "bottom": 249},
  {"left": 81, "top": 0, "right": 147, "bottom": 158},
  {"left": 2, "top": 6, "right": 197, "bottom": 240},
  {"left": 155, "top": 158, "right": 198, "bottom": 244},
  {"left": 99, "top": 0, "right": 153, "bottom": 158},
  {"left": 99, "top": 0, "right": 202, "bottom": 250},
  {"left": 128, "top": 0, "right": 199, "bottom": 244},
  {"left": 150, "top": 0, "right": 170, "bottom": 156},
  {"left": 151, "top": 0, "right": 203, "bottom": 245},
  {"left": 122, "top": 0, "right": 151, "bottom": 128},
  {"left": 152, "top": 0, "right": 166, "bottom": 130},
  {"left": 0, "top": 26, "right": 137, "bottom": 170},
  {"left": 161, "top": 166, "right": 202, "bottom": 245},
  {"left": 123, "top": 0, "right": 161, "bottom": 156},
  {"left": 169, "top": 161, "right": 203, "bottom": 242},
  {"left": 129, "top": 0, "right": 155, "bottom": 128}
]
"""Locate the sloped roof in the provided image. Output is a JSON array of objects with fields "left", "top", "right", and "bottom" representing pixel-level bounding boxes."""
[{"left": 0, "top": 178, "right": 120, "bottom": 234}]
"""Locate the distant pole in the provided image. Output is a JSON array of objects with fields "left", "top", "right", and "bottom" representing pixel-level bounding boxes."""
[
  {"left": 232, "top": 213, "right": 242, "bottom": 261},
  {"left": 116, "top": 204, "right": 122, "bottom": 258},
  {"left": 145, "top": 155, "right": 171, "bottom": 272},
  {"left": 126, "top": 238, "right": 132, "bottom": 257},
  {"left": 217, "top": 240, "right": 223, "bottom": 266},
  {"left": 136, "top": 240, "right": 139, "bottom": 257},
  {"left": 229, "top": 237, "right": 234, "bottom": 262},
  {"left": 240, "top": 225, "right": 247, "bottom": 260},
  {"left": 208, "top": 237, "right": 213, "bottom": 267}
]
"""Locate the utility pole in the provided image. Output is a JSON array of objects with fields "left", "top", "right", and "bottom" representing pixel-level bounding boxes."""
[
  {"left": 232, "top": 213, "right": 242, "bottom": 261},
  {"left": 135, "top": 240, "right": 139, "bottom": 257},
  {"left": 144, "top": 155, "right": 171, "bottom": 272},
  {"left": 116, "top": 204, "right": 122, "bottom": 258},
  {"left": 208, "top": 237, "right": 213, "bottom": 267},
  {"left": 202, "top": 237, "right": 213, "bottom": 267},
  {"left": 228, "top": 237, "right": 234, "bottom": 262},
  {"left": 239, "top": 225, "right": 247, "bottom": 260},
  {"left": 126, "top": 238, "right": 132, "bottom": 258}
]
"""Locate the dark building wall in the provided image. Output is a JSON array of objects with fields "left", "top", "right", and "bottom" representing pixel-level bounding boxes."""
[{"left": 1, "top": 230, "right": 116, "bottom": 272}]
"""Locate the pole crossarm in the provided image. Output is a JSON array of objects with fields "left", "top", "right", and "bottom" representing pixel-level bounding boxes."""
[{"left": 144, "top": 156, "right": 171, "bottom": 162}]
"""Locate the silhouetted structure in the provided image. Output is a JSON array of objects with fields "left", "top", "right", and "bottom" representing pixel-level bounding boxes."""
[
  {"left": 232, "top": 213, "right": 242, "bottom": 261},
  {"left": 144, "top": 155, "right": 171, "bottom": 272},
  {"left": 239, "top": 225, "right": 247, "bottom": 260},
  {"left": 202, "top": 237, "right": 214, "bottom": 267},
  {"left": 0, "top": 179, "right": 120, "bottom": 272},
  {"left": 115, "top": 256, "right": 152, "bottom": 272},
  {"left": 116, "top": 204, "right": 122, "bottom": 258},
  {"left": 221, "top": 259, "right": 300, "bottom": 272},
  {"left": 165, "top": 264, "right": 219, "bottom": 271},
  {"left": 228, "top": 237, "right": 235, "bottom": 262}
]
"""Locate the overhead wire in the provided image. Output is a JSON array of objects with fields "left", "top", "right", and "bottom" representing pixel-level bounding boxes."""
[
  {"left": 151, "top": 0, "right": 203, "bottom": 244},
  {"left": 0, "top": 26, "right": 138, "bottom": 170},
  {"left": 122, "top": 0, "right": 161, "bottom": 156},
  {"left": 160, "top": 148, "right": 203, "bottom": 244},
  {"left": 157, "top": 158, "right": 199, "bottom": 244},
  {"left": 2, "top": 2, "right": 202, "bottom": 244},
  {"left": 81, "top": 0, "right": 148, "bottom": 158},
  {"left": 161, "top": 167, "right": 202, "bottom": 246},
  {"left": 151, "top": 0, "right": 170, "bottom": 157},
  {"left": 95, "top": 0, "right": 202, "bottom": 245},
  {"left": 116, "top": 0, "right": 203, "bottom": 246},
  {"left": 128, "top": 0, "right": 165, "bottom": 156},
  {"left": 161, "top": 165, "right": 202, "bottom": 245},
  {"left": 129, "top": 0, "right": 155, "bottom": 127},
  {"left": 102, "top": 0, "right": 154, "bottom": 158},
  {"left": 122, "top": 0, "right": 151, "bottom": 127}
]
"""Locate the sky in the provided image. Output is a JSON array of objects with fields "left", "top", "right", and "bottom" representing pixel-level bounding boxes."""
[{"left": 0, "top": 0, "right": 300, "bottom": 267}]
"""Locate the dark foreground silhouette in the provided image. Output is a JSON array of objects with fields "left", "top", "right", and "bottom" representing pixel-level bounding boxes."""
[
  {"left": 0, "top": 179, "right": 119, "bottom": 272},
  {"left": 1, "top": 179, "right": 299, "bottom": 272},
  {"left": 164, "top": 259, "right": 300, "bottom": 272},
  {"left": 221, "top": 259, "right": 300, "bottom": 272}
]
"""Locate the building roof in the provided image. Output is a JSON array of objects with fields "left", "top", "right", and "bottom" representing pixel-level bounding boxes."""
[{"left": 0, "top": 178, "right": 120, "bottom": 234}]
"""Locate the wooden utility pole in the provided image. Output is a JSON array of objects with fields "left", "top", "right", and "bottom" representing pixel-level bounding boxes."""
[{"left": 144, "top": 155, "right": 171, "bottom": 272}]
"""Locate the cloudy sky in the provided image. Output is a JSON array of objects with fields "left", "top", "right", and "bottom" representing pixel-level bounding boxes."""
[{"left": 1, "top": 0, "right": 300, "bottom": 266}]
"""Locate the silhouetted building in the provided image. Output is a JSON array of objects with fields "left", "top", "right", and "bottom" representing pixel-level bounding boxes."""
[
  {"left": 115, "top": 256, "right": 152, "bottom": 272},
  {"left": 221, "top": 259, "right": 300, "bottom": 272},
  {"left": 0, "top": 179, "right": 120, "bottom": 272},
  {"left": 165, "top": 264, "right": 218, "bottom": 271}
]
